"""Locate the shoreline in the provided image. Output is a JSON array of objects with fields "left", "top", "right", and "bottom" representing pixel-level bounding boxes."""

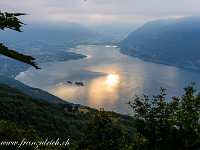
[
  {"left": 1, "top": 51, "right": 87, "bottom": 78},
  {"left": 119, "top": 48, "right": 200, "bottom": 73}
]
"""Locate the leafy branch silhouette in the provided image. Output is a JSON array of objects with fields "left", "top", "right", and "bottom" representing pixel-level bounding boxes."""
[{"left": 0, "top": 11, "right": 40, "bottom": 69}]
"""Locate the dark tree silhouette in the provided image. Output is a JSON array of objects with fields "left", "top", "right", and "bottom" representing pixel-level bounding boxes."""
[
  {"left": 78, "top": 111, "right": 127, "bottom": 150},
  {"left": 128, "top": 83, "right": 200, "bottom": 149},
  {"left": 0, "top": 11, "right": 40, "bottom": 69}
]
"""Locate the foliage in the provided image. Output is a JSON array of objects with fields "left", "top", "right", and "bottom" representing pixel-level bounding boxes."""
[
  {"left": 0, "top": 11, "right": 39, "bottom": 69},
  {"left": 0, "top": 83, "right": 87, "bottom": 149},
  {"left": 78, "top": 111, "right": 128, "bottom": 150},
  {"left": 0, "top": 120, "right": 41, "bottom": 150},
  {"left": 127, "top": 134, "right": 148, "bottom": 150},
  {"left": 0, "top": 83, "right": 134, "bottom": 149},
  {"left": 0, "top": 43, "right": 40, "bottom": 69},
  {"left": 128, "top": 83, "right": 200, "bottom": 149},
  {"left": 0, "top": 11, "right": 26, "bottom": 32}
]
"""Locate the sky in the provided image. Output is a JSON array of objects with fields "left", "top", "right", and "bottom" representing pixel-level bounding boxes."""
[{"left": 1, "top": 0, "right": 200, "bottom": 32}]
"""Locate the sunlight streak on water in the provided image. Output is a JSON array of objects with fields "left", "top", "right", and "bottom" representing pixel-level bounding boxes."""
[
  {"left": 88, "top": 76, "right": 119, "bottom": 109},
  {"left": 15, "top": 45, "right": 200, "bottom": 114},
  {"left": 106, "top": 74, "right": 119, "bottom": 86}
]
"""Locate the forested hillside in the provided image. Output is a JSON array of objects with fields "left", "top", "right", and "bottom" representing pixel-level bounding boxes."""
[
  {"left": 0, "top": 83, "right": 134, "bottom": 149},
  {"left": 119, "top": 16, "right": 200, "bottom": 71},
  {"left": 0, "top": 74, "right": 67, "bottom": 104},
  {"left": 0, "top": 83, "right": 86, "bottom": 141}
]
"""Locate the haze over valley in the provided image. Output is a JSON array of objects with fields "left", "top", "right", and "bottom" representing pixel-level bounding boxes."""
[
  {"left": 1, "top": 1, "right": 200, "bottom": 149},
  {"left": 1, "top": 15, "right": 200, "bottom": 114}
]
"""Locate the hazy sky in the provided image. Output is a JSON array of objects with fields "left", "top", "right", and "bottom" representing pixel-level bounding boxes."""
[{"left": 1, "top": 0, "right": 200, "bottom": 30}]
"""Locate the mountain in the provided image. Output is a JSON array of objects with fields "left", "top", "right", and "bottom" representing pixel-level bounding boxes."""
[
  {"left": 0, "top": 74, "right": 67, "bottom": 104},
  {"left": 0, "top": 83, "right": 134, "bottom": 148},
  {"left": 0, "top": 21, "right": 101, "bottom": 78},
  {"left": 0, "top": 21, "right": 100, "bottom": 43},
  {"left": 0, "top": 83, "right": 87, "bottom": 146},
  {"left": 119, "top": 16, "right": 200, "bottom": 71}
]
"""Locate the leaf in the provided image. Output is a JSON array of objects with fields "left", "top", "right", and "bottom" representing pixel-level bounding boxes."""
[
  {"left": 0, "top": 11, "right": 40, "bottom": 69},
  {"left": 0, "top": 43, "right": 40, "bottom": 69},
  {"left": 0, "top": 11, "right": 26, "bottom": 32}
]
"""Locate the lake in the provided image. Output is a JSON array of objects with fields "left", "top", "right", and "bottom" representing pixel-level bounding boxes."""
[{"left": 15, "top": 45, "right": 200, "bottom": 114}]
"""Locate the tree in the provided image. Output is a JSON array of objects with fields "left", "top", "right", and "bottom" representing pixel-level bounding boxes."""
[
  {"left": 0, "top": 11, "right": 40, "bottom": 69},
  {"left": 78, "top": 111, "right": 127, "bottom": 150},
  {"left": 128, "top": 83, "right": 200, "bottom": 149},
  {"left": 0, "top": 120, "right": 41, "bottom": 150}
]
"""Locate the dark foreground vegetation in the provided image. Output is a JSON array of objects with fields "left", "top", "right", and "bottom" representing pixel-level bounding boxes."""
[
  {"left": 0, "top": 83, "right": 199, "bottom": 149},
  {"left": 0, "top": 83, "right": 133, "bottom": 149},
  {"left": 127, "top": 83, "right": 200, "bottom": 149}
]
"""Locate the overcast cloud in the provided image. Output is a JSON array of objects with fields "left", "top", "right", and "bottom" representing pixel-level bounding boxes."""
[{"left": 1, "top": 0, "right": 200, "bottom": 29}]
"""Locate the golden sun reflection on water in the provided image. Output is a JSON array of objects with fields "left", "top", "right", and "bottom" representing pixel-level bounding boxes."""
[
  {"left": 51, "top": 74, "right": 120, "bottom": 110},
  {"left": 88, "top": 74, "right": 120, "bottom": 108},
  {"left": 106, "top": 75, "right": 119, "bottom": 86},
  {"left": 86, "top": 55, "right": 92, "bottom": 59},
  {"left": 52, "top": 85, "right": 82, "bottom": 101}
]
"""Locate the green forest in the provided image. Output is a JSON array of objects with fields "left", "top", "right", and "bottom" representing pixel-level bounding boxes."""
[
  {"left": 0, "top": 82, "right": 200, "bottom": 149},
  {"left": 0, "top": 83, "right": 134, "bottom": 149}
]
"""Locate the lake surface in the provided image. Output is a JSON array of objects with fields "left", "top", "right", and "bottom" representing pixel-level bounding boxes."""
[{"left": 15, "top": 45, "right": 200, "bottom": 114}]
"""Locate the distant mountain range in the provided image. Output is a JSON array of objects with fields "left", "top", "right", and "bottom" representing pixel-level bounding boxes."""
[
  {"left": 0, "top": 21, "right": 100, "bottom": 43},
  {"left": 0, "top": 21, "right": 108, "bottom": 78},
  {"left": 119, "top": 16, "right": 200, "bottom": 71}
]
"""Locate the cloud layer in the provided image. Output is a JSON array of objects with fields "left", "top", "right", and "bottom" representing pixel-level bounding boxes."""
[{"left": 1, "top": 0, "right": 200, "bottom": 27}]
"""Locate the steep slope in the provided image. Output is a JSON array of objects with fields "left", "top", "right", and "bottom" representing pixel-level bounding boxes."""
[
  {"left": 0, "top": 83, "right": 87, "bottom": 144},
  {"left": 119, "top": 16, "right": 200, "bottom": 71},
  {"left": 0, "top": 83, "right": 134, "bottom": 148},
  {"left": 0, "top": 74, "right": 67, "bottom": 104}
]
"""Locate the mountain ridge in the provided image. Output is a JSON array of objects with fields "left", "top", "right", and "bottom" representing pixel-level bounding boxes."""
[
  {"left": 119, "top": 16, "right": 200, "bottom": 71},
  {"left": 0, "top": 74, "right": 67, "bottom": 104}
]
